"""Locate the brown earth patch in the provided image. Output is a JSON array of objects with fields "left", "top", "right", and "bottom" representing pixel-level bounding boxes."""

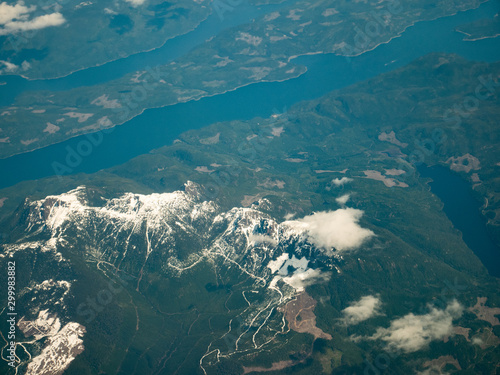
[
  {"left": 280, "top": 292, "right": 332, "bottom": 340},
  {"left": 470, "top": 297, "right": 500, "bottom": 326},
  {"left": 444, "top": 326, "right": 471, "bottom": 343},
  {"left": 243, "top": 359, "right": 299, "bottom": 374},
  {"left": 423, "top": 355, "right": 461, "bottom": 372}
]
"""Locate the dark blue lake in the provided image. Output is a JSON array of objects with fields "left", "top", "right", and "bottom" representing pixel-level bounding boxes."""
[{"left": 418, "top": 165, "right": 500, "bottom": 278}]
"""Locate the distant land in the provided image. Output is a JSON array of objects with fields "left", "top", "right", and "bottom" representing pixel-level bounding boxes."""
[
  {"left": 0, "top": 0, "right": 488, "bottom": 159},
  {"left": 1, "top": 53, "right": 500, "bottom": 375},
  {"left": 456, "top": 13, "right": 500, "bottom": 40}
]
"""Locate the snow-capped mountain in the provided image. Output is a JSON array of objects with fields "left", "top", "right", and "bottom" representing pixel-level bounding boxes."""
[
  {"left": 8, "top": 182, "right": 339, "bottom": 290},
  {"left": 2, "top": 182, "right": 345, "bottom": 373}
]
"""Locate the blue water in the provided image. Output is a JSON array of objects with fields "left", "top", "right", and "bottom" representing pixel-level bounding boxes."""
[
  {"left": 418, "top": 165, "right": 500, "bottom": 278},
  {"left": 0, "top": 0, "right": 299, "bottom": 104},
  {"left": 0, "top": 0, "right": 500, "bottom": 190}
]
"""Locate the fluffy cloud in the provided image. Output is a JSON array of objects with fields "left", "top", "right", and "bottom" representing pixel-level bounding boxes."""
[
  {"left": 268, "top": 254, "right": 331, "bottom": 292},
  {"left": 286, "top": 209, "right": 374, "bottom": 251},
  {"left": 368, "top": 300, "right": 463, "bottom": 353},
  {"left": 124, "top": 0, "right": 146, "bottom": 6},
  {"left": 0, "top": 60, "right": 18, "bottom": 72},
  {"left": 336, "top": 194, "right": 350, "bottom": 206},
  {"left": 0, "top": 59, "right": 31, "bottom": 73},
  {"left": 0, "top": 2, "right": 66, "bottom": 35},
  {"left": 0, "top": 2, "right": 34, "bottom": 24},
  {"left": 282, "top": 268, "right": 331, "bottom": 292},
  {"left": 332, "top": 177, "right": 353, "bottom": 187},
  {"left": 342, "top": 295, "right": 382, "bottom": 325},
  {"left": 248, "top": 233, "right": 278, "bottom": 246}
]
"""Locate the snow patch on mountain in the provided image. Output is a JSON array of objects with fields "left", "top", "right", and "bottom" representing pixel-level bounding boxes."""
[
  {"left": 18, "top": 309, "right": 61, "bottom": 340},
  {"left": 28, "top": 279, "right": 72, "bottom": 309},
  {"left": 4, "top": 182, "right": 376, "bottom": 368},
  {"left": 16, "top": 308, "right": 86, "bottom": 375},
  {"left": 25, "top": 321, "right": 86, "bottom": 375},
  {"left": 1, "top": 239, "right": 63, "bottom": 261}
]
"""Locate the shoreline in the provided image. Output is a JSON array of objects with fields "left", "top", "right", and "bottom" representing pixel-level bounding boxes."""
[
  {"left": 458, "top": 30, "right": 500, "bottom": 42},
  {"left": 1, "top": 12, "right": 214, "bottom": 82},
  {"left": 0, "top": 67, "right": 308, "bottom": 162},
  {"left": 0, "top": 0, "right": 303, "bottom": 82},
  {"left": 1, "top": 0, "right": 490, "bottom": 82},
  {"left": 455, "top": 23, "right": 500, "bottom": 42},
  {"left": 0, "top": 0, "right": 495, "bottom": 162},
  {"left": 330, "top": 0, "right": 490, "bottom": 60}
]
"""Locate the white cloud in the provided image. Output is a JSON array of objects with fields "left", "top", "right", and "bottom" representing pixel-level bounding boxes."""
[
  {"left": 2, "top": 13, "right": 66, "bottom": 34},
  {"left": 282, "top": 268, "right": 330, "bottom": 292},
  {"left": 124, "top": 0, "right": 146, "bottom": 6},
  {"left": 368, "top": 300, "right": 463, "bottom": 353},
  {"left": 342, "top": 295, "right": 382, "bottom": 325},
  {"left": 248, "top": 233, "right": 277, "bottom": 247},
  {"left": 336, "top": 194, "right": 350, "bottom": 206},
  {"left": 21, "top": 60, "right": 30, "bottom": 70},
  {"left": 0, "top": 60, "right": 18, "bottom": 72},
  {"left": 332, "top": 177, "right": 353, "bottom": 187},
  {"left": 286, "top": 209, "right": 374, "bottom": 251},
  {"left": 0, "top": 2, "right": 66, "bottom": 35},
  {"left": 267, "top": 253, "right": 330, "bottom": 292},
  {"left": 0, "top": 2, "right": 34, "bottom": 24},
  {"left": 472, "top": 337, "right": 483, "bottom": 346}
]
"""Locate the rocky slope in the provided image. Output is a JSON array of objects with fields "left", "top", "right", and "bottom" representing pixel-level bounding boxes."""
[{"left": 3, "top": 181, "right": 367, "bottom": 373}]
